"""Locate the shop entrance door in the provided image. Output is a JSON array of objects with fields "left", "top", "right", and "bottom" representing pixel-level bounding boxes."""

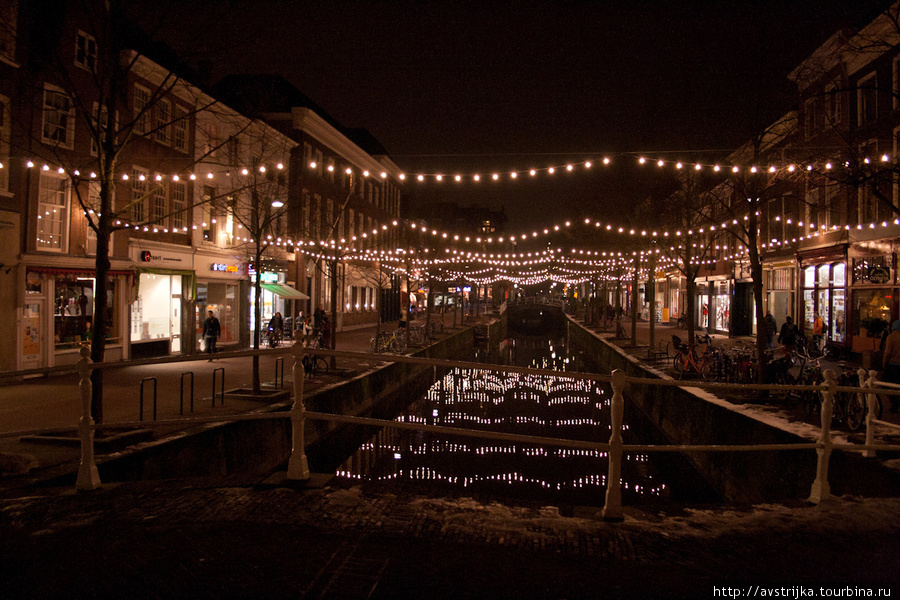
[
  {"left": 21, "top": 300, "right": 44, "bottom": 369},
  {"left": 732, "top": 283, "right": 754, "bottom": 336}
]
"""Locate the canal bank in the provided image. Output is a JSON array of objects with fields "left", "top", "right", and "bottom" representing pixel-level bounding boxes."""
[
  {"left": 567, "top": 315, "right": 900, "bottom": 502},
  {"left": 10, "top": 324, "right": 480, "bottom": 488}
]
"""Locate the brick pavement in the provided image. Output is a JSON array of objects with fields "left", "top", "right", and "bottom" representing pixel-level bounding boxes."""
[{"left": 1, "top": 474, "right": 898, "bottom": 598}]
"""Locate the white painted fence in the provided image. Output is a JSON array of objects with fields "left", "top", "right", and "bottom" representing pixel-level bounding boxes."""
[{"left": 3, "top": 345, "right": 900, "bottom": 516}]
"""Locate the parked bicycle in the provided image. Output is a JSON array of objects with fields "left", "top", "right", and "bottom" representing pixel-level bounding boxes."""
[
  {"left": 302, "top": 353, "right": 329, "bottom": 378},
  {"left": 370, "top": 329, "right": 407, "bottom": 354},
  {"left": 671, "top": 334, "right": 717, "bottom": 381},
  {"left": 804, "top": 362, "right": 878, "bottom": 431}
]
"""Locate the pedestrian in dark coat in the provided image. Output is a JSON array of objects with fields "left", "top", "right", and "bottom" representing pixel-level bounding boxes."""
[{"left": 202, "top": 310, "right": 220, "bottom": 354}]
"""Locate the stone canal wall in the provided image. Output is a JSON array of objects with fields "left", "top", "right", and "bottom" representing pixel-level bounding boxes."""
[
  {"left": 59, "top": 329, "right": 476, "bottom": 485},
  {"left": 567, "top": 316, "right": 900, "bottom": 502}
]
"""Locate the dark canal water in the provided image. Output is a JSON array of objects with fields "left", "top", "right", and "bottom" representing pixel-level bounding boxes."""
[{"left": 333, "top": 327, "right": 718, "bottom": 508}]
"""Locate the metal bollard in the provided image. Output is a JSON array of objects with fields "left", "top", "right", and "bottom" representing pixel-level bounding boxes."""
[
  {"left": 810, "top": 368, "right": 836, "bottom": 504},
  {"left": 602, "top": 369, "right": 625, "bottom": 521},
  {"left": 180, "top": 371, "right": 194, "bottom": 415},
  {"left": 140, "top": 377, "right": 158, "bottom": 421},
  {"left": 212, "top": 367, "right": 225, "bottom": 406},
  {"left": 275, "top": 356, "right": 284, "bottom": 390},
  {"left": 287, "top": 342, "right": 310, "bottom": 480},
  {"left": 76, "top": 346, "right": 101, "bottom": 491}
]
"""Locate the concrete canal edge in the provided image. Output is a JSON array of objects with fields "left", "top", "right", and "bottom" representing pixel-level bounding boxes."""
[
  {"left": 567, "top": 315, "right": 900, "bottom": 503},
  {"left": 32, "top": 327, "right": 478, "bottom": 487}
]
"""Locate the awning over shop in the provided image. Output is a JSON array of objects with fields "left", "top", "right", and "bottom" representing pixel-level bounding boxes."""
[{"left": 260, "top": 282, "right": 309, "bottom": 299}]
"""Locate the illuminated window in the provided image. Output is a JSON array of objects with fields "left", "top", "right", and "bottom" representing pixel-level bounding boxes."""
[
  {"left": 130, "top": 167, "right": 148, "bottom": 223},
  {"left": 37, "top": 172, "right": 68, "bottom": 251}
]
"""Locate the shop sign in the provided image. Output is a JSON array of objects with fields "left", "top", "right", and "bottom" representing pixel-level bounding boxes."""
[
  {"left": 260, "top": 271, "right": 279, "bottom": 283},
  {"left": 210, "top": 263, "right": 239, "bottom": 274},
  {"left": 868, "top": 266, "right": 891, "bottom": 284},
  {"left": 136, "top": 249, "right": 190, "bottom": 266}
]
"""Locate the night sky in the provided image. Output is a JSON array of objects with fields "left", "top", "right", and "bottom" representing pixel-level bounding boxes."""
[{"left": 153, "top": 0, "right": 888, "bottom": 231}]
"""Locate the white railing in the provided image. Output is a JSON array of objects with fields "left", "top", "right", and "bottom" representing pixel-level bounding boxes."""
[{"left": 3, "top": 345, "right": 900, "bottom": 515}]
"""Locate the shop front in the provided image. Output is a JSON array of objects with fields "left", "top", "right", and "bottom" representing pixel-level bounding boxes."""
[
  {"left": 799, "top": 246, "right": 848, "bottom": 351},
  {"left": 849, "top": 251, "right": 895, "bottom": 354},
  {"left": 20, "top": 263, "right": 130, "bottom": 368},
  {"left": 765, "top": 264, "right": 794, "bottom": 330},
  {"left": 695, "top": 278, "right": 731, "bottom": 334},
  {"left": 250, "top": 270, "right": 307, "bottom": 342},
  {"left": 131, "top": 247, "right": 195, "bottom": 358},
  {"left": 196, "top": 256, "right": 245, "bottom": 351}
]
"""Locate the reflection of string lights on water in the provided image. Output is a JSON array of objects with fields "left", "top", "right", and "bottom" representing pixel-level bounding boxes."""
[{"left": 335, "top": 348, "right": 669, "bottom": 504}]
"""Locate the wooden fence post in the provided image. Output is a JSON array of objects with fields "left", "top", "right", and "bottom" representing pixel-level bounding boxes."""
[{"left": 863, "top": 369, "right": 878, "bottom": 458}]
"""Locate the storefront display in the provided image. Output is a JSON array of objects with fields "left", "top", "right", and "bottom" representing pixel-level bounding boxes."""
[{"left": 800, "top": 262, "right": 847, "bottom": 345}]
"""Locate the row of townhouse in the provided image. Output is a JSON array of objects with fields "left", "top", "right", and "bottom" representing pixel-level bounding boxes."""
[
  {"left": 633, "top": 3, "right": 900, "bottom": 358},
  {"left": 0, "top": 1, "right": 403, "bottom": 372}
]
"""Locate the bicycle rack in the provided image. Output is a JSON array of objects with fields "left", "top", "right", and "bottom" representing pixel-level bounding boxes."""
[
  {"left": 140, "top": 377, "right": 157, "bottom": 421},
  {"left": 275, "top": 356, "right": 284, "bottom": 389},
  {"left": 180, "top": 372, "right": 194, "bottom": 415},
  {"left": 212, "top": 367, "right": 225, "bottom": 406}
]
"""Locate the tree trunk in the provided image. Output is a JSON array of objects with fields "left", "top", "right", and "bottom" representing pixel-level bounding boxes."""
[
  {"left": 631, "top": 258, "right": 639, "bottom": 344},
  {"left": 330, "top": 258, "right": 338, "bottom": 369}
]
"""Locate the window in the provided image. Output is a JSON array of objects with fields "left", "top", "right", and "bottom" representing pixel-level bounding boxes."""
[
  {"left": 314, "top": 150, "right": 323, "bottom": 176},
  {"left": 204, "top": 123, "right": 218, "bottom": 156},
  {"left": 0, "top": 96, "right": 8, "bottom": 192},
  {"left": 858, "top": 74, "right": 877, "bottom": 125},
  {"left": 133, "top": 84, "right": 151, "bottom": 136},
  {"left": 227, "top": 136, "right": 239, "bottom": 166},
  {"left": 152, "top": 179, "right": 167, "bottom": 227},
  {"left": 202, "top": 185, "right": 216, "bottom": 242},
  {"left": 0, "top": 2, "right": 17, "bottom": 63},
  {"left": 858, "top": 141, "right": 878, "bottom": 224},
  {"left": 326, "top": 157, "right": 335, "bottom": 182},
  {"left": 90, "top": 101, "right": 116, "bottom": 156},
  {"left": 155, "top": 98, "right": 170, "bottom": 145},
  {"left": 301, "top": 189, "right": 311, "bottom": 238},
  {"left": 173, "top": 106, "right": 188, "bottom": 152},
  {"left": 37, "top": 172, "right": 68, "bottom": 251},
  {"left": 325, "top": 198, "right": 334, "bottom": 239},
  {"left": 86, "top": 183, "right": 101, "bottom": 255},
  {"left": 130, "top": 167, "right": 148, "bottom": 223},
  {"left": 75, "top": 30, "right": 97, "bottom": 71},
  {"left": 42, "top": 86, "right": 74, "bottom": 148},
  {"left": 804, "top": 98, "right": 817, "bottom": 138},
  {"left": 172, "top": 181, "right": 187, "bottom": 230}
]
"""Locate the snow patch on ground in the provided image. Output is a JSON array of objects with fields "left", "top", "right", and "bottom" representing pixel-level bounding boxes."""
[{"left": 403, "top": 494, "right": 900, "bottom": 541}]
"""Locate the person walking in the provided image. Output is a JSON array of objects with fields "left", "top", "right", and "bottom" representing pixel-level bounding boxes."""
[
  {"left": 881, "top": 320, "right": 900, "bottom": 413},
  {"left": 812, "top": 313, "right": 825, "bottom": 353},
  {"left": 202, "top": 310, "right": 221, "bottom": 355},
  {"left": 763, "top": 312, "right": 777, "bottom": 349},
  {"left": 777, "top": 315, "right": 799, "bottom": 353}
]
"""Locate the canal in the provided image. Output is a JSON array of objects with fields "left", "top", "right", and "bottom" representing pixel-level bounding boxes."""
[{"left": 333, "top": 325, "right": 719, "bottom": 508}]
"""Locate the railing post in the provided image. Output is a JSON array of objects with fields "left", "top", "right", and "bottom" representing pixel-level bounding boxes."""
[
  {"left": 287, "top": 342, "right": 310, "bottom": 481},
  {"left": 863, "top": 369, "right": 878, "bottom": 458},
  {"left": 602, "top": 369, "right": 625, "bottom": 521},
  {"left": 76, "top": 346, "right": 101, "bottom": 491},
  {"left": 809, "top": 368, "right": 836, "bottom": 504}
]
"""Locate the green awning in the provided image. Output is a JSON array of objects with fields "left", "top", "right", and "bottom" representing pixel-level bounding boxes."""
[{"left": 260, "top": 282, "right": 309, "bottom": 299}]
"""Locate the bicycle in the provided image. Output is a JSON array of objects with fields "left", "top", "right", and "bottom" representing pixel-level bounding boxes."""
[
  {"left": 369, "top": 329, "right": 407, "bottom": 354},
  {"left": 427, "top": 320, "right": 445, "bottom": 337},
  {"left": 265, "top": 326, "right": 282, "bottom": 348},
  {"left": 671, "top": 335, "right": 717, "bottom": 381},
  {"left": 302, "top": 353, "right": 329, "bottom": 378},
  {"left": 406, "top": 325, "right": 426, "bottom": 346}
]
